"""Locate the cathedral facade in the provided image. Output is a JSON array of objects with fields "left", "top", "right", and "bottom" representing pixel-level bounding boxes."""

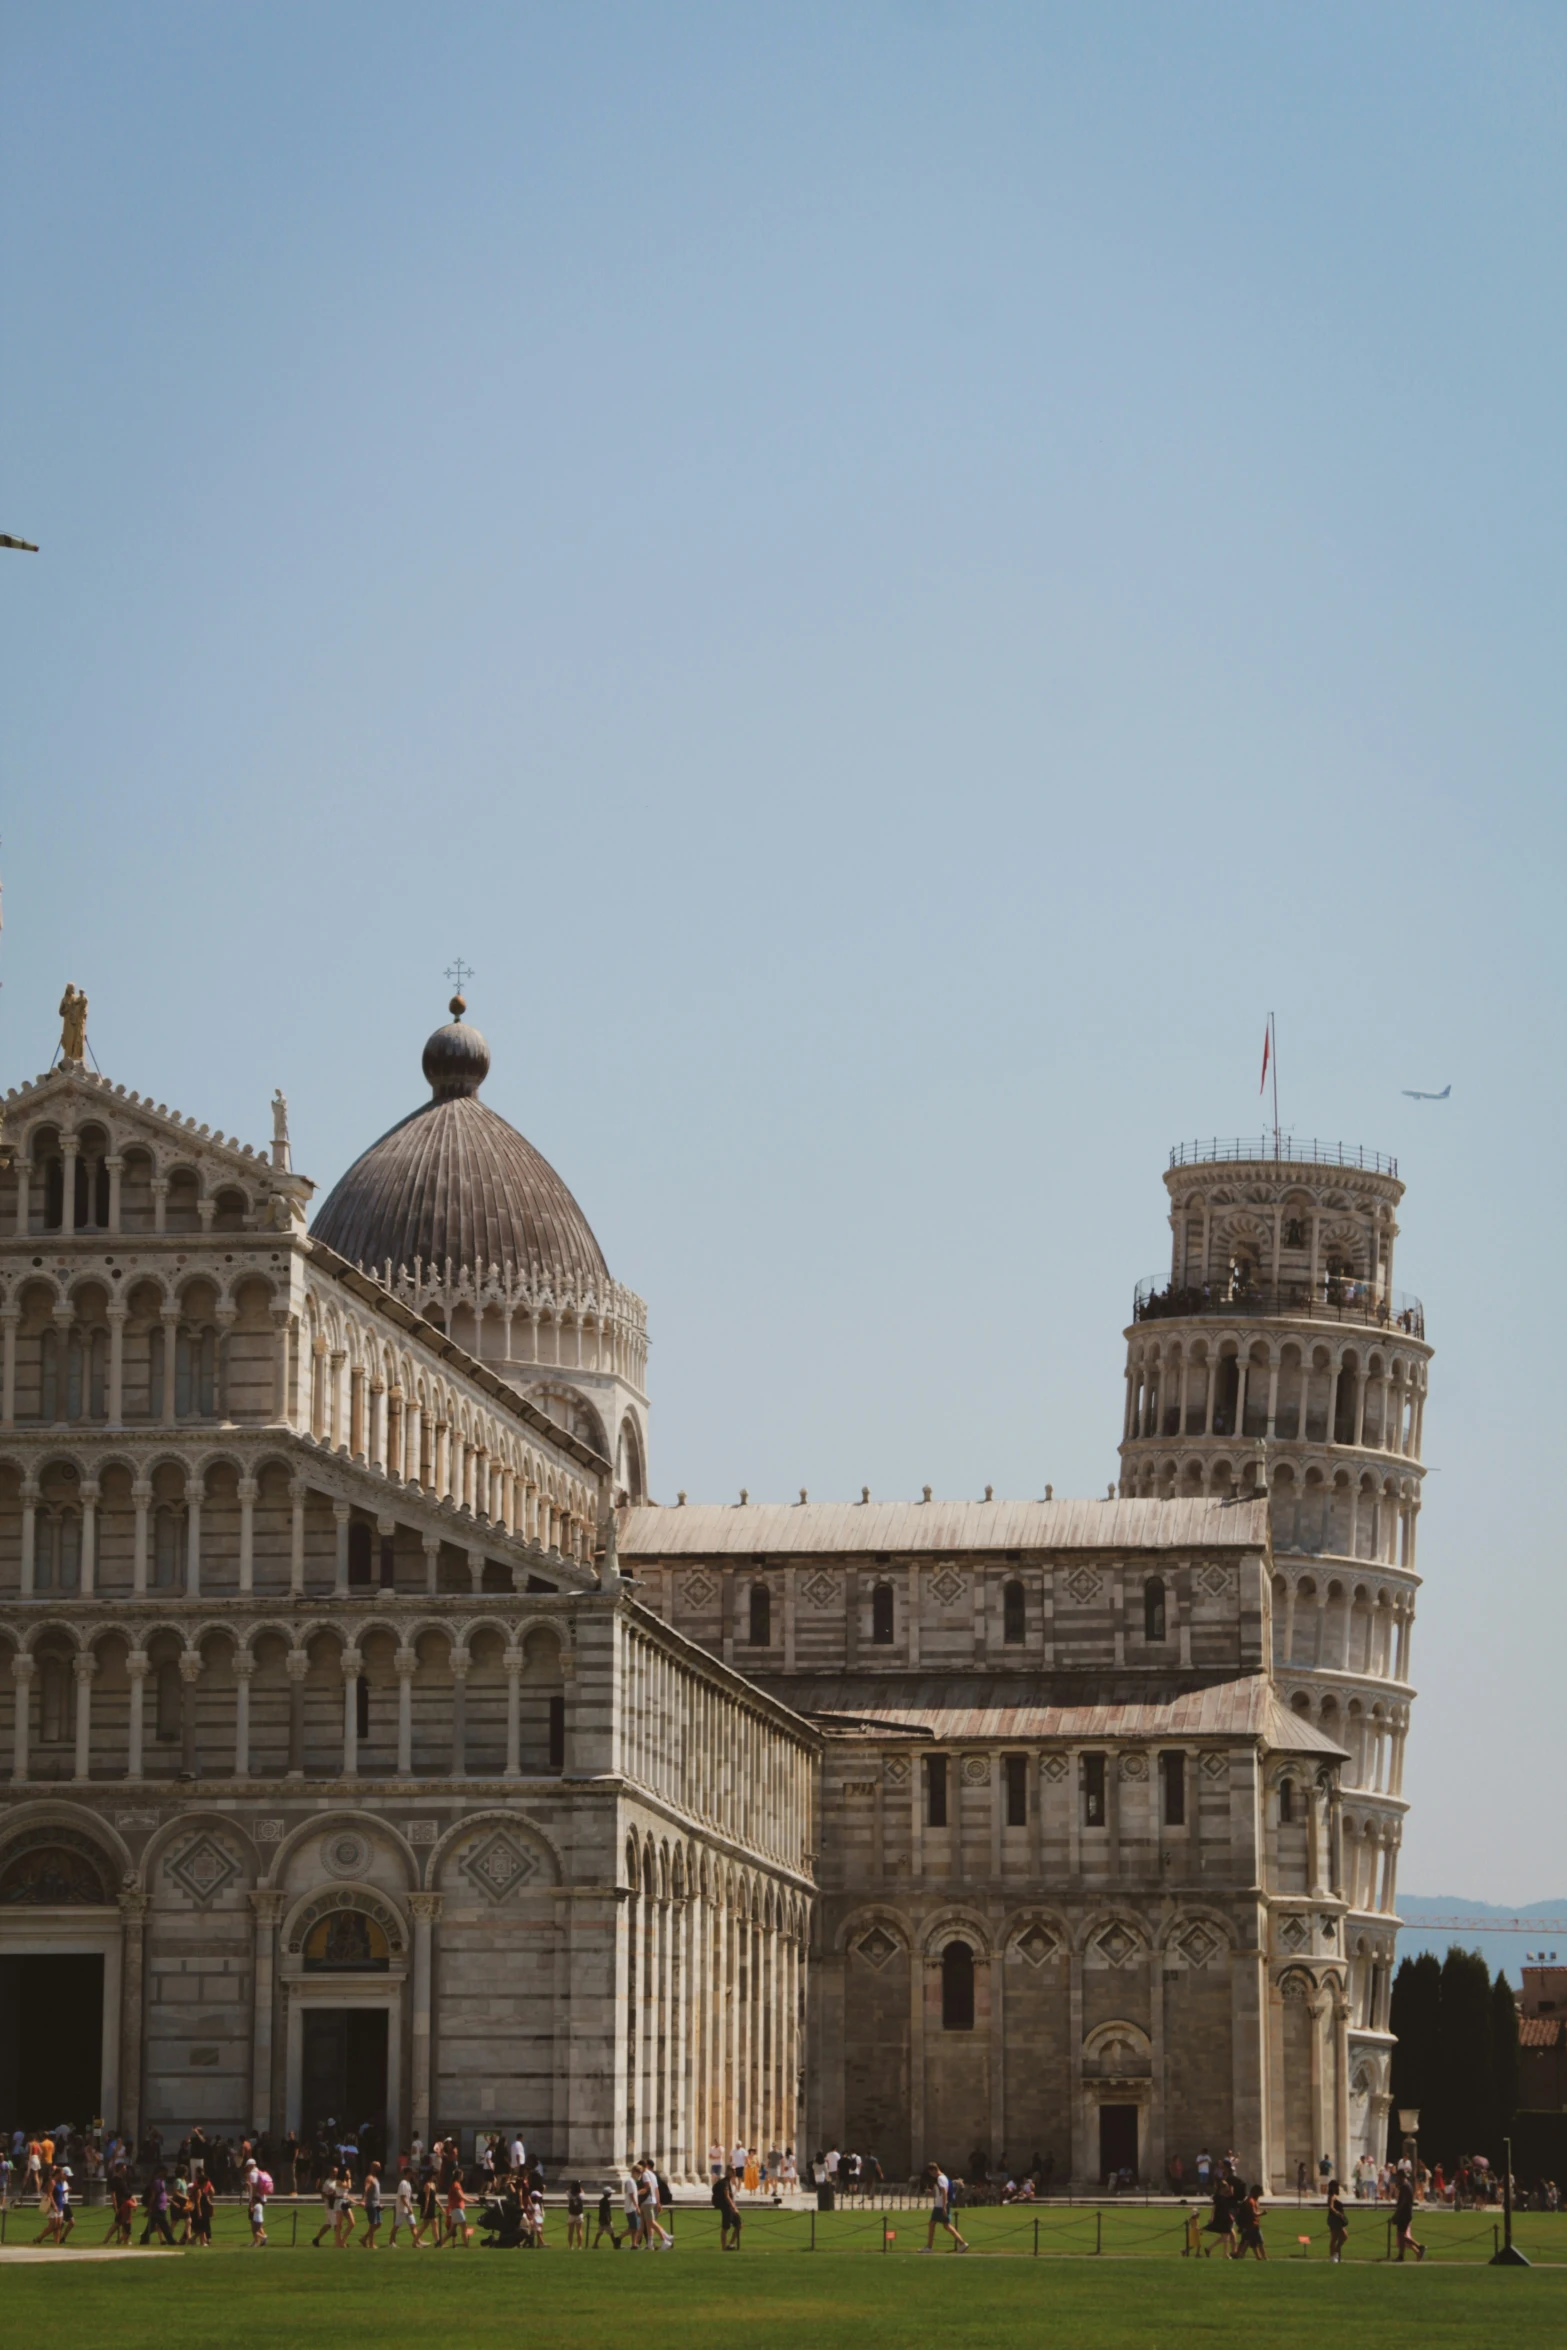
[{"left": 0, "top": 999, "right": 1425, "bottom": 2187}]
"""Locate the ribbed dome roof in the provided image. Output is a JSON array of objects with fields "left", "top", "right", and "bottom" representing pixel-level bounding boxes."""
[{"left": 311, "top": 999, "right": 609, "bottom": 1288}]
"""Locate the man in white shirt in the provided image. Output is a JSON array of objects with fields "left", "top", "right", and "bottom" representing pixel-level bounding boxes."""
[
  {"left": 509, "top": 2135, "right": 526, "bottom": 2176},
  {"left": 922, "top": 2163, "right": 969, "bottom": 2253},
  {"left": 623, "top": 2166, "right": 643, "bottom": 2248}
]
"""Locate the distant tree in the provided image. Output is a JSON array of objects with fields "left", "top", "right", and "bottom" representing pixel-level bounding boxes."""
[
  {"left": 1388, "top": 1953, "right": 1441, "bottom": 2157},
  {"left": 1491, "top": 1970, "right": 1520, "bottom": 2154},
  {"left": 1434, "top": 1948, "right": 1495, "bottom": 2164}
]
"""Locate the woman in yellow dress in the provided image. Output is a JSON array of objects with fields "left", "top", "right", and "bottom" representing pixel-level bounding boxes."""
[{"left": 743, "top": 2148, "right": 760, "bottom": 2194}]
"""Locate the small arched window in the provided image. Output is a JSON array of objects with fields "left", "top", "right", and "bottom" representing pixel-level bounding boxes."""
[
  {"left": 39, "top": 1658, "right": 69, "bottom": 1743},
  {"left": 1002, "top": 1580, "right": 1025, "bottom": 1645},
  {"left": 155, "top": 1661, "right": 182, "bottom": 1741},
  {"left": 941, "top": 1939, "right": 975, "bottom": 2031},
  {"left": 871, "top": 1583, "right": 894, "bottom": 1644},
  {"left": 1144, "top": 1577, "right": 1167, "bottom": 1642},
  {"left": 348, "top": 1522, "right": 374, "bottom": 1587},
  {"left": 1278, "top": 1778, "right": 1294, "bottom": 1825},
  {"left": 153, "top": 1508, "right": 182, "bottom": 1590},
  {"left": 748, "top": 1582, "right": 771, "bottom": 1647}
]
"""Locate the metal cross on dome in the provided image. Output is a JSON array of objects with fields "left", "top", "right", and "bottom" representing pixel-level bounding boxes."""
[{"left": 445, "top": 957, "right": 474, "bottom": 994}]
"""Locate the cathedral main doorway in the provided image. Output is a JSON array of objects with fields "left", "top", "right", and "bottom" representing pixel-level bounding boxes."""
[
  {"left": 0, "top": 1953, "right": 103, "bottom": 2127},
  {"left": 301, "top": 2009, "right": 388, "bottom": 2153},
  {"left": 1097, "top": 2101, "right": 1139, "bottom": 2182}
]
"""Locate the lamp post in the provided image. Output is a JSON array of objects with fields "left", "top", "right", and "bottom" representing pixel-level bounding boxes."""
[
  {"left": 1490, "top": 2134, "right": 1530, "bottom": 2266},
  {"left": 1397, "top": 2106, "right": 1420, "bottom": 2192}
]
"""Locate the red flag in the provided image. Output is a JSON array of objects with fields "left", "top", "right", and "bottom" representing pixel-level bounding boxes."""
[{"left": 1259, "top": 1023, "right": 1271, "bottom": 1095}]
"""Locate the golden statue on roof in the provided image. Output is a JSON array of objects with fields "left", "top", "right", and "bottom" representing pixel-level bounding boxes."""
[{"left": 58, "top": 984, "right": 88, "bottom": 1064}]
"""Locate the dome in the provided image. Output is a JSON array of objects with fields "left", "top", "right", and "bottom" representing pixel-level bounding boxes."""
[{"left": 311, "top": 998, "right": 610, "bottom": 1288}]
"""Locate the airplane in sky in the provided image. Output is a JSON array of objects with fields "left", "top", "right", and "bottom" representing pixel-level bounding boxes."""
[{"left": 1402, "top": 1084, "right": 1451, "bottom": 1100}]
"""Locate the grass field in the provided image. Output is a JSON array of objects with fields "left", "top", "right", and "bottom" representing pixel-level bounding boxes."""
[{"left": 2, "top": 2203, "right": 1562, "bottom": 2350}]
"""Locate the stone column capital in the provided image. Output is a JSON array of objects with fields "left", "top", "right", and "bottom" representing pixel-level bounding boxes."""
[
  {"left": 250, "top": 1888, "right": 287, "bottom": 1923},
  {"left": 284, "top": 1650, "right": 310, "bottom": 1682},
  {"left": 232, "top": 1652, "right": 256, "bottom": 1681},
  {"left": 177, "top": 1650, "right": 203, "bottom": 1684},
  {"left": 73, "top": 1652, "right": 98, "bottom": 1684},
  {"left": 80, "top": 1479, "right": 100, "bottom": 1504},
  {"left": 332, "top": 1502, "right": 352, "bottom": 1526},
  {"left": 409, "top": 1892, "right": 443, "bottom": 1922},
  {"left": 11, "top": 1653, "right": 35, "bottom": 1682},
  {"left": 340, "top": 1647, "right": 363, "bottom": 1678},
  {"left": 394, "top": 1649, "right": 418, "bottom": 1679},
  {"left": 125, "top": 1650, "right": 150, "bottom": 1680},
  {"left": 117, "top": 1887, "right": 148, "bottom": 1921}
]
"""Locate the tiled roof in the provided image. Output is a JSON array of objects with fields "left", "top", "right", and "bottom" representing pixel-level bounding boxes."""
[
  {"left": 774, "top": 1672, "right": 1343, "bottom": 1753},
  {"left": 619, "top": 1496, "right": 1268, "bottom": 1556},
  {"left": 1519, "top": 2016, "right": 1562, "bottom": 2049}
]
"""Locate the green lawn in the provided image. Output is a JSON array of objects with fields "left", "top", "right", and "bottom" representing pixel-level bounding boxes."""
[{"left": 2, "top": 2203, "right": 1562, "bottom": 2350}]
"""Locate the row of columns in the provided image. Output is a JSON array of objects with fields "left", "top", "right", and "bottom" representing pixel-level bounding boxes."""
[
  {"left": 1276, "top": 1579, "right": 1414, "bottom": 1681},
  {"left": 309, "top": 1343, "right": 585, "bottom": 1559},
  {"left": 11, "top": 1149, "right": 230, "bottom": 1237},
  {"left": 625, "top": 1884, "right": 802, "bottom": 2174},
  {"left": 8, "top": 1640, "right": 558, "bottom": 1784},
  {"left": 1126, "top": 1357, "right": 1425, "bottom": 1457},
  {"left": 0, "top": 1304, "right": 292, "bottom": 1430}
]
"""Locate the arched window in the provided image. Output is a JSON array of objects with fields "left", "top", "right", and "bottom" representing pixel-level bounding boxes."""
[
  {"left": 748, "top": 1582, "right": 771, "bottom": 1647},
  {"left": 1278, "top": 1778, "right": 1294, "bottom": 1824},
  {"left": 871, "top": 1583, "right": 894, "bottom": 1644},
  {"left": 1144, "top": 1577, "right": 1166, "bottom": 1642},
  {"left": 1002, "top": 1580, "right": 1025, "bottom": 1645},
  {"left": 39, "top": 1658, "right": 69, "bottom": 1743},
  {"left": 155, "top": 1661, "right": 182, "bottom": 1741},
  {"left": 175, "top": 1326, "right": 217, "bottom": 1418},
  {"left": 36, "top": 1513, "right": 81, "bottom": 1594},
  {"left": 941, "top": 1940, "right": 975, "bottom": 2031},
  {"left": 153, "top": 1508, "right": 182, "bottom": 1590},
  {"left": 347, "top": 1522, "right": 374, "bottom": 1587}
]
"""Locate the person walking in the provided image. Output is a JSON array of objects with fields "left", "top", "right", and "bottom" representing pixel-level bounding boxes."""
[
  {"left": 565, "top": 2180, "right": 586, "bottom": 2248},
  {"left": 248, "top": 2166, "right": 269, "bottom": 2248},
  {"left": 140, "top": 2170, "right": 176, "bottom": 2247},
  {"left": 920, "top": 2163, "right": 970, "bottom": 2254},
  {"left": 390, "top": 2169, "right": 416, "bottom": 2247},
  {"left": 716, "top": 2163, "right": 742, "bottom": 2251},
  {"left": 1326, "top": 2178, "right": 1349, "bottom": 2263},
  {"left": 1393, "top": 2172, "right": 1425, "bottom": 2263},
  {"left": 638, "top": 2160, "right": 674, "bottom": 2250},
  {"left": 443, "top": 2172, "right": 473, "bottom": 2246},
  {"left": 592, "top": 2186, "right": 621, "bottom": 2249},
  {"left": 1237, "top": 2183, "right": 1267, "bottom": 2260},
  {"left": 311, "top": 2165, "right": 340, "bottom": 2247},
  {"left": 360, "top": 2161, "right": 383, "bottom": 2249}
]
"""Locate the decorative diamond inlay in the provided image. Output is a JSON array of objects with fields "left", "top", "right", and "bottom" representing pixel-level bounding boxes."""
[
  {"left": 1178, "top": 1922, "right": 1220, "bottom": 1969},
  {"left": 460, "top": 1831, "right": 540, "bottom": 1904},
  {"left": 1094, "top": 1922, "right": 1141, "bottom": 1969},
  {"left": 1014, "top": 1924, "right": 1059, "bottom": 1968},
  {"left": 684, "top": 1569, "right": 716, "bottom": 1608},
  {"left": 1281, "top": 1914, "right": 1310, "bottom": 1952},
  {"left": 856, "top": 1925, "right": 900, "bottom": 1970},
  {"left": 1041, "top": 1754, "right": 1069, "bottom": 1782},
  {"left": 930, "top": 1567, "right": 965, "bottom": 1607},
  {"left": 1065, "top": 1566, "right": 1101, "bottom": 1605},
  {"left": 166, "top": 1832, "right": 241, "bottom": 1907},
  {"left": 803, "top": 1571, "right": 837, "bottom": 1610},
  {"left": 883, "top": 1756, "right": 911, "bottom": 1787},
  {"left": 1200, "top": 1563, "right": 1232, "bottom": 1598},
  {"left": 1201, "top": 1752, "right": 1228, "bottom": 1781}
]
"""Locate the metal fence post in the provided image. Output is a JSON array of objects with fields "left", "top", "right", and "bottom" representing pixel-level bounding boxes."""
[
  {"left": 1096, "top": 2210, "right": 1102, "bottom": 2255},
  {"left": 1033, "top": 2216, "right": 1039, "bottom": 2258},
  {"left": 810, "top": 2209, "right": 816, "bottom": 2252}
]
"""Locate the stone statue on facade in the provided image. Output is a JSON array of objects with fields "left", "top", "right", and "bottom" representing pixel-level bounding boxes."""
[
  {"left": 58, "top": 984, "right": 88, "bottom": 1064},
  {"left": 271, "top": 1088, "right": 291, "bottom": 1171}
]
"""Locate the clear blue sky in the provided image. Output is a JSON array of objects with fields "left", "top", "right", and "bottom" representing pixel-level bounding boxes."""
[{"left": 2, "top": 3, "right": 1562, "bottom": 1900}]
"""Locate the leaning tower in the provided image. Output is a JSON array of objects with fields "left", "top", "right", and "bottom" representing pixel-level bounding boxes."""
[{"left": 1118, "top": 1137, "right": 1430, "bottom": 2168}]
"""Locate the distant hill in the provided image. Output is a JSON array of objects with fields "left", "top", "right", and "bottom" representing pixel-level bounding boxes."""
[{"left": 1396, "top": 1894, "right": 1567, "bottom": 1985}]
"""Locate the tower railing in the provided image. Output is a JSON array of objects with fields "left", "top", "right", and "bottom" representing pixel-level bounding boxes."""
[
  {"left": 1133, "top": 1275, "right": 1425, "bottom": 1339},
  {"left": 1167, "top": 1137, "right": 1399, "bottom": 1176}
]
